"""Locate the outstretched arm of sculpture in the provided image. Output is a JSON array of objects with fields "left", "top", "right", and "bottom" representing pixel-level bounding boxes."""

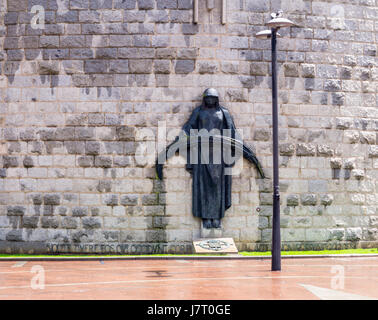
[
  {"left": 156, "top": 159, "right": 164, "bottom": 180},
  {"left": 242, "top": 143, "right": 265, "bottom": 179}
]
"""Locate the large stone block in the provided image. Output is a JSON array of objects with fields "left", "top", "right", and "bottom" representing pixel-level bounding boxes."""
[
  {"left": 41, "top": 217, "right": 59, "bottom": 229},
  {"left": 345, "top": 227, "right": 362, "bottom": 241},
  {"left": 175, "top": 60, "right": 195, "bottom": 74},
  {"left": 7, "top": 206, "right": 26, "bottom": 216},
  {"left": 129, "top": 59, "right": 153, "bottom": 74},
  {"left": 82, "top": 217, "right": 102, "bottom": 229},
  {"left": 61, "top": 217, "right": 79, "bottom": 229},
  {"left": 43, "top": 194, "right": 61, "bottom": 206},
  {"left": 368, "top": 146, "right": 378, "bottom": 158},
  {"left": 296, "top": 143, "right": 316, "bottom": 156},
  {"left": 305, "top": 229, "right": 329, "bottom": 241},
  {"left": 245, "top": 0, "right": 269, "bottom": 12},
  {"left": 308, "top": 180, "right": 328, "bottom": 193},
  {"left": 300, "top": 194, "right": 318, "bottom": 206},
  {"left": 280, "top": 143, "right": 295, "bottom": 156},
  {"left": 157, "top": 0, "right": 178, "bottom": 9},
  {"left": 6, "top": 230, "right": 23, "bottom": 242},
  {"left": 72, "top": 207, "right": 89, "bottom": 217},
  {"left": 286, "top": 195, "right": 299, "bottom": 206},
  {"left": 282, "top": 229, "right": 306, "bottom": 242}
]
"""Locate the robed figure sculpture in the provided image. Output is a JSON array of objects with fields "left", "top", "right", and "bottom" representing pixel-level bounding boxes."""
[{"left": 156, "top": 88, "right": 265, "bottom": 229}]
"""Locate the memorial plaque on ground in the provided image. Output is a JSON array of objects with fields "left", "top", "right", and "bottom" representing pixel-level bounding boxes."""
[{"left": 193, "top": 238, "right": 238, "bottom": 254}]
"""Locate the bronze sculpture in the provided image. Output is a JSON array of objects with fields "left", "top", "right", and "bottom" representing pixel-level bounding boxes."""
[{"left": 156, "top": 88, "right": 265, "bottom": 229}]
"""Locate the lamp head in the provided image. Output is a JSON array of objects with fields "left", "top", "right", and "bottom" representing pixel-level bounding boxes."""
[
  {"left": 266, "top": 10, "right": 295, "bottom": 29},
  {"left": 255, "top": 30, "right": 282, "bottom": 40}
]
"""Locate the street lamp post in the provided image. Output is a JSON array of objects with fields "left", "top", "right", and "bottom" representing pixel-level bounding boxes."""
[{"left": 256, "top": 11, "right": 295, "bottom": 272}]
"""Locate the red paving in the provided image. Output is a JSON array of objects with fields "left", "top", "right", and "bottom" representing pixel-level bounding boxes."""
[{"left": 0, "top": 257, "right": 377, "bottom": 300}]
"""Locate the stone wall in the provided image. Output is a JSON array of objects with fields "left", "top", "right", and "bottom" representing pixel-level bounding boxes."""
[{"left": 0, "top": 0, "right": 377, "bottom": 254}]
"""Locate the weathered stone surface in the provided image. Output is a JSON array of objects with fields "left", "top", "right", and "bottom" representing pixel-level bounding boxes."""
[
  {"left": 178, "top": 0, "right": 192, "bottom": 9},
  {"left": 305, "top": 229, "right": 328, "bottom": 242},
  {"left": 336, "top": 118, "right": 352, "bottom": 130},
  {"left": 6, "top": 230, "right": 23, "bottom": 242},
  {"left": 114, "top": 156, "right": 132, "bottom": 167},
  {"left": 317, "top": 145, "right": 334, "bottom": 157},
  {"left": 41, "top": 217, "right": 59, "bottom": 229},
  {"left": 104, "top": 194, "right": 119, "bottom": 206},
  {"left": 82, "top": 217, "right": 102, "bottom": 229},
  {"left": 320, "top": 194, "right": 334, "bottom": 206},
  {"left": 30, "top": 194, "right": 43, "bottom": 205},
  {"left": 7, "top": 206, "right": 26, "bottom": 216},
  {"left": 345, "top": 228, "right": 362, "bottom": 241},
  {"left": 284, "top": 63, "right": 299, "bottom": 77},
  {"left": 146, "top": 230, "right": 166, "bottom": 242},
  {"left": 259, "top": 193, "right": 273, "bottom": 205},
  {"left": 245, "top": 0, "right": 269, "bottom": 12},
  {"left": 360, "top": 132, "right": 375, "bottom": 145},
  {"left": 23, "top": 156, "right": 34, "bottom": 168},
  {"left": 175, "top": 60, "right": 195, "bottom": 74},
  {"left": 238, "top": 76, "right": 255, "bottom": 88},
  {"left": 301, "top": 64, "right": 315, "bottom": 78},
  {"left": 115, "top": 0, "right": 136, "bottom": 9},
  {"left": 296, "top": 143, "right": 316, "bottom": 156},
  {"left": 116, "top": 127, "right": 135, "bottom": 141},
  {"left": 253, "top": 128, "right": 270, "bottom": 141},
  {"left": 72, "top": 207, "right": 89, "bottom": 217},
  {"left": 141, "top": 194, "right": 159, "bottom": 206},
  {"left": 96, "top": 180, "right": 112, "bottom": 193},
  {"left": 2, "top": 156, "right": 18, "bottom": 168},
  {"left": 344, "top": 159, "right": 356, "bottom": 170},
  {"left": 0, "top": 169, "right": 7, "bottom": 178},
  {"left": 225, "top": 89, "right": 247, "bottom": 102},
  {"left": 78, "top": 156, "right": 94, "bottom": 167},
  {"left": 250, "top": 62, "right": 267, "bottom": 76},
  {"left": 154, "top": 60, "right": 171, "bottom": 74},
  {"left": 280, "top": 143, "right": 295, "bottom": 156},
  {"left": 22, "top": 216, "right": 39, "bottom": 228},
  {"left": 328, "top": 228, "right": 344, "bottom": 241},
  {"left": 42, "top": 205, "right": 54, "bottom": 216},
  {"left": 352, "top": 169, "right": 365, "bottom": 180},
  {"left": 308, "top": 180, "right": 328, "bottom": 193},
  {"left": 65, "top": 141, "right": 85, "bottom": 155},
  {"left": 330, "top": 158, "right": 342, "bottom": 169},
  {"left": 177, "top": 49, "right": 197, "bottom": 60},
  {"left": 157, "top": 0, "right": 177, "bottom": 9},
  {"left": 85, "top": 142, "right": 101, "bottom": 155},
  {"left": 287, "top": 195, "right": 299, "bottom": 206},
  {"left": 95, "top": 156, "right": 112, "bottom": 168},
  {"left": 198, "top": 61, "right": 218, "bottom": 74},
  {"left": 368, "top": 146, "right": 378, "bottom": 158},
  {"left": 129, "top": 59, "right": 153, "bottom": 74},
  {"left": 43, "top": 194, "right": 60, "bottom": 206},
  {"left": 55, "top": 128, "right": 75, "bottom": 141},
  {"left": 61, "top": 217, "right": 79, "bottom": 229},
  {"left": 301, "top": 194, "right": 318, "bottom": 206},
  {"left": 260, "top": 229, "right": 272, "bottom": 244},
  {"left": 120, "top": 194, "right": 138, "bottom": 206},
  {"left": 38, "top": 61, "right": 60, "bottom": 75},
  {"left": 138, "top": 0, "right": 155, "bottom": 9}
]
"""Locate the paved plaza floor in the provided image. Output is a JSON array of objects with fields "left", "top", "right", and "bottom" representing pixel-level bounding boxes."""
[{"left": 0, "top": 257, "right": 377, "bottom": 300}]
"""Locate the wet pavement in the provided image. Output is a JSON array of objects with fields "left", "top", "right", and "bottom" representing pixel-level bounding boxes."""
[{"left": 0, "top": 257, "right": 377, "bottom": 300}]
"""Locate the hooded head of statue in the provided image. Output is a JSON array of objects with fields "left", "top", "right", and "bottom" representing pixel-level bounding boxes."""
[{"left": 203, "top": 88, "right": 219, "bottom": 108}]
